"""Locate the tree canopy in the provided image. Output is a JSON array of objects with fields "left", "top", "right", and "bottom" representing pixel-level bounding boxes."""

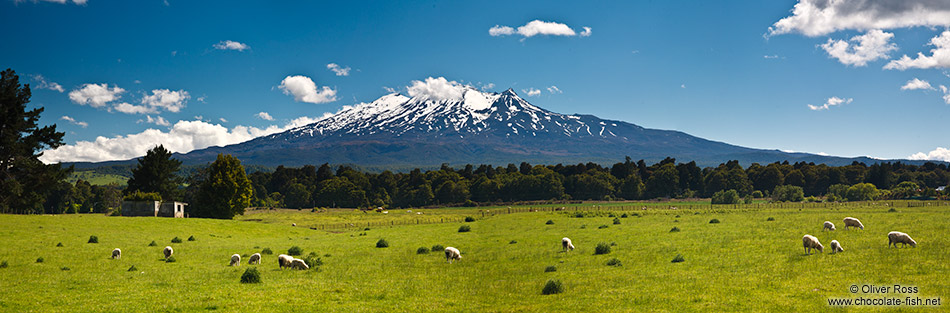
[
  {"left": 192, "top": 154, "right": 253, "bottom": 219},
  {"left": 126, "top": 145, "right": 182, "bottom": 201}
]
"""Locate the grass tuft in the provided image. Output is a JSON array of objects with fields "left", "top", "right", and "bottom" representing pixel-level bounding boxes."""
[
  {"left": 458, "top": 225, "right": 471, "bottom": 232},
  {"left": 0, "top": 261, "right": 7, "bottom": 268},
  {"left": 606, "top": 258, "right": 622, "bottom": 267},
  {"left": 545, "top": 220, "right": 554, "bottom": 225},
  {"left": 544, "top": 265, "right": 557, "bottom": 272},
  {"left": 542, "top": 279, "right": 564, "bottom": 295},
  {"left": 376, "top": 239, "right": 389, "bottom": 248},
  {"left": 240, "top": 267, "right": 262, "bottom": 284},
  {"left": 36, "top": 257, "right": 44, "bottom": 263},
  {"left": 60, "top": 266, "right": 70, "bottom": 271},
  {"left": 509, "top": 240, "right": 517, "bottom": 244},
  {"left": 261, "top": 248, "right": 273, "bottom": 255},
  {"left": 87, "top": 235, "right": 98, "bottom": 243},
  {"left": 165, "top": 256, "right": 176, "bottom": 263},
  {"left": 670, "top": 226, "right": 680, "bottom": 232},
  {"left": 767, "top": 217, "right": 775, "bottom": 221},
  {"left": 464, "top": 216, "right": 476, "bottom": 222},
  {"left": 431, "top": 244, "right": 444, "bottom": 252},
  {"left": 148, "top": 241, "right": 157, "bottom": 246},
  {"left": 709, "top": 219, "right": 721, "bottom": 224},
  {"left": 127, "top": 265, "right": 137, "bottom": 271},
  {"left": 416, "top": 247, "right": 430, "bottom": 254},
  {"left": 598, "top": 225, "right": 608, "bottom": 229},
  {"left": 672, "top": 254, "right": 685, "bottom": 263},
  {"left": 287, "top": 246, "right": 303, "bottom": 256},
  {"left": 613, "top": 218, "right": 621, "bottom": 225},
  {"left": 594, "top": 242, "right": 611, "bottom": 255},
  {"left": 56, "top": 242, "right": 63, "bottom": 247},
  {"left": 171, "top": 237, "right": 182, "bottom": 243},
  {"left": 187, "top": 235, "right": 196, "bottom": 241}
]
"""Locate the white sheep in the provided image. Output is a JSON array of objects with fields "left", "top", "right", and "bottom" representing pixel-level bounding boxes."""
[
  {"left": 888, "top": 231, "right": 917, "bottom": 248},
  {"left": 561, "top": 237, "right": 575, "bottom": 252},
  {"left": 278, "top": 254, "right": 293, "bottom": 268},
  {"left": 230, "top": 254, "right": 241, "bottom": 266},
  {"left": 829, "top": 240, "right": 844, "bottom": 253},
  {"left": 290, "top": 258, "right": 309, "bottom": 270},
  {"left": 444, "top": 247, "right": 462, "bottom": 263},
  {"left": 843, "top": 217, "right": 864, "bottom": 230},
  {"left": 802, "top": 235, "right": 824, "bottom": 254},
  {"left": 112, "top": 248, "right": 121, "bottom": 259},
  {"left": 248, "top": 253, "right": 261, "bottom": 265},
  {"left": 823, "top": 221, "right": 836, "bottom": 231},
  {"left": 163, "top": 246, "right": 174, "bottom": 259},
  {"left": 292, "top": 223, "right": 296, "bottom": 227}
]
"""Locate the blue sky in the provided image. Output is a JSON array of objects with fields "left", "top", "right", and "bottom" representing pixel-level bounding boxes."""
[{"left": 3, "top": 0, "right": 950, "bottom": 163}]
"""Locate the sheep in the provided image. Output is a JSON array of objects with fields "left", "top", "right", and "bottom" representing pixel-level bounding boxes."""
[
  {"left": 802, "top": 235, "right": 824, "bottom": 254},
  {"left": 829, "top": 240, "right": 844, "bottom": 254},
  {"left": 292, "top": 223, "right": 296, "bottom": 227},
  {"left": 888, "top": 231, "right": 917, "bottom": 248},
  {"left": 230, "top": 254, "right": 241, "bottom": 266},
  {"left": 843, "top": 217, "right": 864, "bottom": 230},
  {"left": 823, "top": 221, "right": 836, "bottom": 231},
  {"left": 163, "top": 246, "right": 173, "bottom": 259},
  {"left": 248, "top": 253, "right": 261, "bottom": 265},
  {"left": 561, "top": 237, "right": 575, "bottom": 252},
  {"left": 112, "top": 248, "right": 121, "bottom": 259},
  {"left": 444, "top": 247, "right": 462, "bottom": 263},
  {"left": 278, "top": 254, "right": 293, "bottom": 268},
  {"left": 290, "top": 258, "right": 309, "bottom": 270}
]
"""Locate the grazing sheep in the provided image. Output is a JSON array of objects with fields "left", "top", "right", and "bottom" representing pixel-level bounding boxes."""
[
  {"left": 292, "top": 223, "right": 296, "bottom": 227},
  {"left": 163, "top": 246, "right": 173, "bottom": 259},
  {"left": 823, "top": 221, "right": 836, "bottom": 231},
  {"left": 230, "top": 254, "right": 241, "bottom": 266},
  {"left": 561, "top": 237, "right": 575, "bottom": 252},
  {"left": 829, "top": 240, "right": 844, "bottom": 253},
  {"left": 248, "top": 253, "right": 261, "bottom": 265},
  {"left": 444, "top": 247, "right": 462, "bottom": 263},
  {"left": 843, "top": 217, "right": 864, "bottom": 230},
  {"left": 888, "top": 231, "right": 917, "bottom": 248},
  {"left": 802, "top": 235, "right": 824, "bottom": 254},
  {"left": 112, "top": 248, "right": 121, "bottom": 259},
  {"left": 290, "top": 258, "right": 309, "bottom": 270},
  {"left": 278, "top": 254, "right": 293, "bottom": 268}
]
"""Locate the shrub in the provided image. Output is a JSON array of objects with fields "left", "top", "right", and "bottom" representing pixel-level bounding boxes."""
[
  {"left": 376, "top": 239, "right": 389, "bottom": 248},
  {"left": 608, "top": 213, "right": 615, "bottom": 218},
  {"left": 606, "top": 258, "right": 622, "bottom": 267},
  {"left": 545, "top": 220, "right": 554, "bottom": 225},
  {"left": 574, "top": 212, "right": 584, "bottom": 218},
  {"left": 744, "top": 194, "right": 753, "bottom": 204},
  {"left": 0, "top": 261, "right": 7, "bottom": 268},
  {"left": 670, "top": 227, "right": 680, "bottom": 232},
  {"left": 464, "top": 216, "right": 476, "bottom": 222},
  {"left": 672, "top": 254, "right": 685, "bottom": 263},
  {"left": 509, "top": 240, "right": 518, "bottom": 244},
  {"left": 431, "top": 244, "right": 444, "bottom": 252},
  {"left": 544, "top": 266, "right": 557, "bottom": 272},
  {"left": 417, "top": 247, "right": 430, "bottom": 254},
  {"left": 165, "top": 256, "right": 176, "bottom": 263},
  {"left": 709, "top": 219, "right": 720, "bottom": 224},
  {"left": 594, "top": 242, "right": 611, "bottom": 255},
  {"left": 60, "top": 266, "right": 70, "bottom": 271},
  {"left": 87, "top": 235, "right": 98, "bottom": 243},
  {"left": 580, "top": 225, "right": 586, "bottom": 229},
  {"left": 36, "top": 257, "right": 44, "bottom": 263},
  {"left": 613, "top": 218, "right": 621, "bottom": 225},
  {"left": 171, "top": 237, "right": 182, "bottom": 243},
  {"left": 711, "top": 189, "right": 740, "bottom": 204},
  {"left": 240, "top": 268, "right": 262, "bottom": 284},
  {"left": 364, "top": 227, "right": 370, "bottom": 231},
  {"left": 302, "top": 252, "right": 322, "bottom": 267},
  {"left": 458, "top": 225, "right": 471, "bottom": 232},
  {"left": 56, "top": 242, "right": 63, "bottom": 247},
  {"left": 261, "top": 248, "right": 273, "bottom": 255},
  {"left": 288, "top": 246, "right": 303, "bottom": 256},
  {"left": 127, "top": 265, "right": 137, "bottom": 271},
  {"left": 187, "top": 236, "right": 196, "bottom": 241},
  {"left": 767, "top": 217, "right": 775, "bottom": 221},
  {"left": 123, "top": 190, "right": 162, "bottom": 202},
  {"left": 772, "top": 185, "right": 805, "bottom": 202},
  {"left": 675, "top": 215, "right": 681, "bottom": 218},
  {"left": 887, "top": 208, "right": 897, "bottom": 213},
  {"left": 620, "top": 213, "right": 628, "bottom": 218},
  {"left": 148, "top": 241, "right": 157, "bottom": 246},
  {"left": 598, "top": 225, "right": 608, "bottom": 229},
  {"left": 542, "top": 279, "right": 564, "bottom": 295},
  {"left": 752, "top": 190, "right": 764, "bottom": 198}
]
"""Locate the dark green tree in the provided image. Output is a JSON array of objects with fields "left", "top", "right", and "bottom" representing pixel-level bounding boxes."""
[
  {"left": 0, "top": 68, "right": 72, "bottom": 213},
  {"left": 193, "top": 154, "right": 254, "bottom": 219},
  {"left": 126, "top": 145, "right": 182, "bottom": 201}
]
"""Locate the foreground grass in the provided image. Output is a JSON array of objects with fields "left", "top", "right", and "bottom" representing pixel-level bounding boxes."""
[{"left": 0, "top": 203, "right": 947, "bottom": 312}]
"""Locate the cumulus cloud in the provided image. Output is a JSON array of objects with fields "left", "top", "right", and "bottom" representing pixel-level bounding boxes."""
[
  {"left": 382, "top": 86, "right": 397, "bottom": 93},
  {"left": 884, "top": 30, "right": 950, "bottom": 70},
  {"left": 489, "top": 20, "right": 590, "bottom": 39},
  {"left": 763, "top": 54, "right": 781, "bottom": 59},
  {"left": 141, "top": 89, "right": 189, "bottom": 113},
  {"left": 279, "top": 75, "right": 337, "bottom": 104},
  {"left": 406, "top": 77, "right": 466, "bottom": 101},
  {"left": 213, "top": 40, "right": 250, "bottom": 51},
  {"left": 139, "top": 115, "right": 170, "bottom": 126},
  {"left": 31, "top": 74, "right": 64, "bottom": 92},
  {"left": 326, "top": 63, "right": 351, "bottom": 76},
  {"left": 68, "top": 83, "right": 125, "bottom": 108},
  {"left": 901, "top": 78, "right": 935, "bottom": 90},
  {"left": 59, "top": 116, "right": 87, "bottom": 128},
  {"left": 547, "top": 85, "right": 562, "bottom": 94},
  {"left": 39, "top": 116, "right": 325, "bottom": 163},
  {"left": 908, "top": 147, "right": 950, "bottom": 162},
  {"left": 820, "top": 30, "right": 897, "bottom": 66},
  {"left": 113, "top": 102, "right": 156, "bottom": 114},
  {"left": 807, "top": 96, "right": 853, "bottom": 110},
  {"left": 523, "top": 88, "right": 541, "bottom": 97},
  {"left": 256, "top": 112, "right": 274, "bottom": 121},
  {"left": 768, "top": 0, "right": 950, "bottom": 37}
]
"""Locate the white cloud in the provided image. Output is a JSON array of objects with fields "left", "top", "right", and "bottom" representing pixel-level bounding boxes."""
[
  {"left": 884, "top": 30, "right": 950, "bottom": 70},
  {"left": 482, "top": 83, "right": 495, "bottom": 91},
  {"left": 769, "top": 0, "right": 950, "bottom": 37},
  {"left": 326, "top": 63, "right": 351, "bottom": 76},
  {"left": 547, "top": 85, "right": 562, "bottom": 94},
  {"left": 31, "top": 74, "right": 64, "bottom": 92},
  {"left": 681, "top": 84, "right": 686, "bottom": 89},
  {"left": 279, "top": 75, "right": 337, "bottom": 104},
  {"left": 171, "top": 50, "right": 177, "bottom": 56},
  {"left": 523, "top": 88, "right": 541, "bottom": 97},
  {"left": 141, "top": 89, "right": 189, "bottom": 113},
  {"left": 489, "top": 20, "right": 590, "bottom": 38},
  {"left": 908, "top": 147, "right": 950, "bottom": 162},
  {"left": 113, "top": 102, "right": 156, "bottom": 114},
  {"left": 59, "top": 116, "right": 87, "bottom": 128},
  {"left": 406, "top": 77, "right": 465, "bottom": 101},
  {"left": 68, "top": 83, "right": 125, "bottom": 108},
  {"left": 900, "top": 78, "right": 935, "bottom": 90},
  {"left": 32, "top": 0, "right": 87, "bottom": 5},
  {"left": 807, "top": 96, "right": 852, "bottom": 110},
  {"left": 820, "top": 30, "right": 897, "bottom": 66},
  {"left": 256, "top": 112, "right": 274, "bottom": 121},
  {"left": 39, "top": 116, "right": 325, "bottom": 163},
  {"left": 382, "top": 86, "right": 397, "bottom": 93},
  {"left": 213, "top": 40, "right": 250, "bottom": 51},
  {"left": 139, "top": 115, "right": 170, "bottom": 126},
  {"left": 763, "top": 54, "right": 780, "bottom": 59},
  {"left": 219, "top": 118, "right": 227, "bottom": 123},
  {"left": 196, "top": 96, "right": 206, "bottom": 103}
]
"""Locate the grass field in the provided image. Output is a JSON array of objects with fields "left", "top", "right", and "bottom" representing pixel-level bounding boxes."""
[
  {"left": 66, "top": 170, "right": 129, "bottom": 186},
  {"left": 0, "top": 202, "right": 947, "bottom": 312}
]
